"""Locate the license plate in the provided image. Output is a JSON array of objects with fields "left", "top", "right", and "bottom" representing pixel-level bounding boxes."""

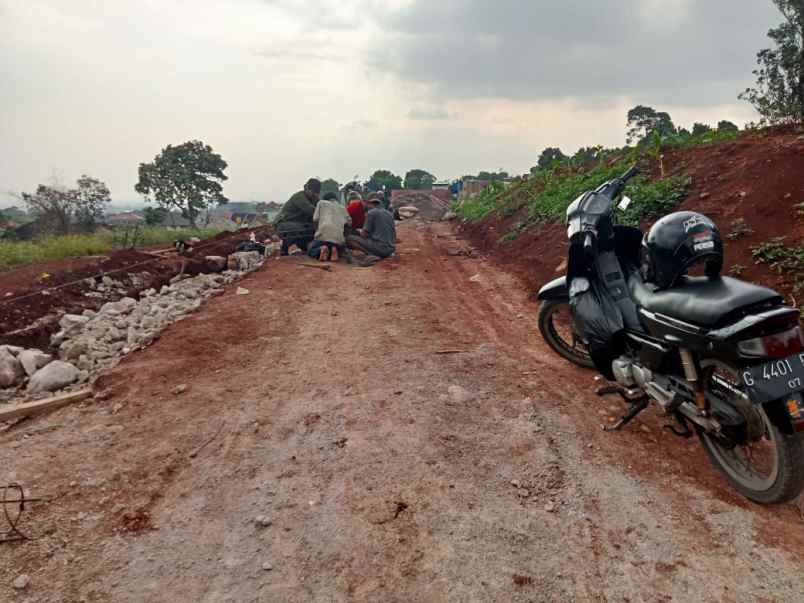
[{"left": 742, "top": 353, "right": 804, "bottom": 404}]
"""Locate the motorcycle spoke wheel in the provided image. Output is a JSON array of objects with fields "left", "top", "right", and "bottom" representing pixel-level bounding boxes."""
[
  {"left": 701, "top": 364, "right": 783, "bottom": 495},
  {"left": 537, "top": 301, "right": 594, "bottom": 369}
]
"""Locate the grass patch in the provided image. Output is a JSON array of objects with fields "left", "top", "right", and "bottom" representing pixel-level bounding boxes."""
[
  {"left": 454, "top": 181, "right": 507, "bottom": 221},
  {"left": 0, "top": 227, "right": 221, "bottom": 271},
  {"left": 526, "top": 160, "right": 689, "bottom": 226},
  {"left": 751, "top": 237, "right": 804, "bottom": 294}
]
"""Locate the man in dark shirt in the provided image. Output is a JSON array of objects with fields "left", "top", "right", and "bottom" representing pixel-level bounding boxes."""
[
  {"left": 346, "top": 197, "right": 396, "bottom": 259},
  {"left": 273, "top": 178, "right": 321, "bottom": 255}
]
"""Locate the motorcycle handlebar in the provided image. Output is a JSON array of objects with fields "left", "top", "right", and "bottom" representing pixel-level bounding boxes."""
[{"left": 621, "top": 165, "right": 639, "bottom": 182}]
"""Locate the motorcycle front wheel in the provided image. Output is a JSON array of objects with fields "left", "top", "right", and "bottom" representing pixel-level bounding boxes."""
[
  {"left": 698, "top": 362, "right": 804, "bottom": 504},
  {"left": 537, "top": 300, "right": 594, "bottom": 369}
]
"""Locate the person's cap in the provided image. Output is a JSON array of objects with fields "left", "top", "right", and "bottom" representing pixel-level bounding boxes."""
[
  {"left": 368, "top": 196, "right": 382, "bottom": 204},
  {"left": 367, "top": 192, "right": 382, "bottom": 201},
  {"left": 305, "top": 178, "right": 322, "bottom": 194},
  {"left": 347, "top": 191, "right": 362, "bottom": 200}
]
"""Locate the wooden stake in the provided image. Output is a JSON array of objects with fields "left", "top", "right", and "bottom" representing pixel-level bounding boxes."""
[{"left": 0, "top": 388, "right": 93, "bottom": 422}]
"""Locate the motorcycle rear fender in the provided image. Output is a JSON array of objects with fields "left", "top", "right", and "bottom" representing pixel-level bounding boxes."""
[{"left": 538, "top": 276, "right": 568, "bottom": 302}]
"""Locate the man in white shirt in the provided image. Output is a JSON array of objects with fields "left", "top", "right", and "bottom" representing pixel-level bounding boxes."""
[{"left": 309, "top": 192, "right": 350, "bottom": 262}]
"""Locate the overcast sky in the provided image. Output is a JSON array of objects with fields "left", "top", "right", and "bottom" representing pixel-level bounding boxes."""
[{"left": 0, "top": 0, "right": 782, "bottom": 206}]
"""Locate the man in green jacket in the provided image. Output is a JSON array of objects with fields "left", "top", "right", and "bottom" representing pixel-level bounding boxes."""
[{"left": 274, "top": 178, "right": 321, "bottom": 255}]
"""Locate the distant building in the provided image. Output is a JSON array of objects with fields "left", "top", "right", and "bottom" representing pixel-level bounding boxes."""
[{"left": 105, "top": 212, "right": 145, "bottom": 226}]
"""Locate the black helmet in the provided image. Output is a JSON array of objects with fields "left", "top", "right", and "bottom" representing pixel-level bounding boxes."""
[{"left": 641, "top": 211, "right": 724, "bottom": 289}]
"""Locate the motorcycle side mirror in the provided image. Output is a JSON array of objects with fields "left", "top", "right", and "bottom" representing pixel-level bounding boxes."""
[{"left": 618, "top": 196, "right": 632, "bottom": 210}]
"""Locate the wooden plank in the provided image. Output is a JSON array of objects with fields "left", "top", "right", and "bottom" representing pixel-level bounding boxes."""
[{"left": 0, "top": 388, "right": 93, "bottom": 422}]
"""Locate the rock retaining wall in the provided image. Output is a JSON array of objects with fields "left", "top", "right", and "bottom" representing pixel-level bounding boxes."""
[{"left": 1, "top": 251, "right": 264, "bottom": 402}]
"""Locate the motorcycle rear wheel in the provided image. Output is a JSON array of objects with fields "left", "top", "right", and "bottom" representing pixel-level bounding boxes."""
[
  {"left": 698, "top": 362, "right": 804, "bottom": 504},
  {"left": 537, "top": 300, "right": 594, "bottom": 369}
]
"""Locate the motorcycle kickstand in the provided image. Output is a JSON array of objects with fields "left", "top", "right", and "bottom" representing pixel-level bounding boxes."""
[
  {"left": 604, "top": 396, "right": 649, "bottom": 432},
  {"left": 663, "top": 414, "right": 693, "bottom": 439}
]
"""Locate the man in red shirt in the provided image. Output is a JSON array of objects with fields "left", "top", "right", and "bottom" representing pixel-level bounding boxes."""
[{"left": 346, "top": 191, "right": 367, "bottom": 231}]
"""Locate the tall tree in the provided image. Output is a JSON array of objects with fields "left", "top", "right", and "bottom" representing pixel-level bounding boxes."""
[
  {"left": 740, "top": 0, "right": 804, "bottom": 124},
  {"left": 366, "top": 170, "right": 403, "bottom": 192},
  {"left": 20, "top": 175, "right": 111, "bottom": 235},
  {"left": 403, "top": 169, "right": 436, "bottom": 190},
  {"left": 22, "top": 185, "right": 76, "bottom": 235},
  {"left": 320, "top": 178, "right": 340, "bottom": 197},
  {"left": 626, "top": 105, "right": 676, "bottom": 144},
  {"left": 74, "top": 175, "right": 111, "bottom": 231},
  {"left": 717, "top": 120, "right": 740, "bottom": 132},
  {"left": 135, "top": 140, "right": 228, "bottom": 227},
  {"left": 537, "top": 147, "right": 568, "bottom": 170}
]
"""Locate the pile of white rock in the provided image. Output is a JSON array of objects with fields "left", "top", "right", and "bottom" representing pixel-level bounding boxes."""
[
  {"left": 53, "top": 268, "right": 251, "bottom": 379},
  {"left": 0, "top": 251, "right": 264, "bottom": 399},
  {"left": 0, "top": 345, "right": 79, "bottom": 394}
]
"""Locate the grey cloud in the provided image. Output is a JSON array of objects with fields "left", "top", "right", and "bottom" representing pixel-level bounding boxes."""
[{"left": 367, "top": 0, "right": 781, "bottom": 105}]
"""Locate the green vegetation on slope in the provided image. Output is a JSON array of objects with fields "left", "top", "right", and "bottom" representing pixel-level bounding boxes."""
[
  {"left": 455, "top": 158, "right": 689, "bottom": 234},
  {"left": 0, "top": 227, "right": 220, "bottom": 271}
]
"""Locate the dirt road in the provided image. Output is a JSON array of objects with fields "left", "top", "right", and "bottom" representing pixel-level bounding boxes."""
[{"left": 2, "top": 221, "right": 804, "bottom": 602}]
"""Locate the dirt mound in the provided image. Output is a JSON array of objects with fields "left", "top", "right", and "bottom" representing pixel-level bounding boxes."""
[
  {"left": 0, "top": 226, "right": 275, "bottom": 350},
  {"left": 391, "top": 192, "right": 452, "bottom": 220},
  {"left": 462, "top": 126, "right": 804, "bottom": 301}
]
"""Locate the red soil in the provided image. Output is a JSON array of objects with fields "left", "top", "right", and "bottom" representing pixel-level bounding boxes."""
[{"left": 462, "top": 126, "right": 804, "bottom": 301}]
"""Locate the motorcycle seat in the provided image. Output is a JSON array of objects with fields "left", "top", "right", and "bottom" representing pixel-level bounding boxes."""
[{"left": 629, "top": 275, "right": 782, "bottom": 328}]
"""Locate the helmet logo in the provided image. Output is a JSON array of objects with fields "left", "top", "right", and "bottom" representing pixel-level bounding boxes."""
[
  {"left": 683, "top": 214, "right": 710, "bottom": 232},
  {"left": 694, "top": 241, "right": 716, "bottom": 251}
]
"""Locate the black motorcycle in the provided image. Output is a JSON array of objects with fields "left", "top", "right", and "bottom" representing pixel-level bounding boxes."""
[{"left": 537, "top": 166, "right": 804, "bottom": 504}]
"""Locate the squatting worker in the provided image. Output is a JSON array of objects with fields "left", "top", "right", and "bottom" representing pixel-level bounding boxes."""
[
  {"left": 309, "top": 192, "right": 350, "bottom": 262},
  {"left": 347, "top": 195, "right": 396, "bottom": 260},
  {"left": 273, "top": 178, "right": 321, "bottom": 255},
  {"left": 346, "top": 191, "right": 367, "bottom": 233}
]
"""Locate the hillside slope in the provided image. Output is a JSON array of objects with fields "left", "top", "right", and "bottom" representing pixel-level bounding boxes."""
[{"left": 461, "top": 126, "right": 804, "bottom": 304}]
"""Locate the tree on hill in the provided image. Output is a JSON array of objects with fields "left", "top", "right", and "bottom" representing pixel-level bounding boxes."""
[
  {"left": 717, "top": 120, "right": 740, "bottom": 132},
  {"left": 320, "top": 178, "right": 340, "bottom": 197},
  {"left": 692, "top": 122, "right": 713, "bottom": 136},
  {"left": 475, "top": 171, "right": 509, "bottom": 181},
  {"left": 626, "top": 105, "right": 677, "bottom": 144},
  {"left": 404, "top": 169, "right": 436, "bottom": 190},
  {"left": 571, "top": 146, "right": 603, "bottom": 166},
  {"left": 21, "top": 175, "right": 111, "bottom": 235},
  {"left": 740, "top": 0, "right": 804, "bottom": 124},
  {"left": 536, "top": 147, "right": 568, "bottom": 170},
  {"left": 135, "top": 140, "right": 228, "bottom": 228},
  {"left": 366, "top": 170, "right": 403, "bottom": 192}
]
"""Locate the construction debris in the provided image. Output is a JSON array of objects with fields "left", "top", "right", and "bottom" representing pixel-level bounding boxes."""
[
  {"left": 0, "top": 388, "right": 93, "bottom": 422},
  {"left": 391, "top": 193, "right": 452, "bottom": 220},
  {"left": 1, "top": 483, "right": 49, "bottom": 543}
]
